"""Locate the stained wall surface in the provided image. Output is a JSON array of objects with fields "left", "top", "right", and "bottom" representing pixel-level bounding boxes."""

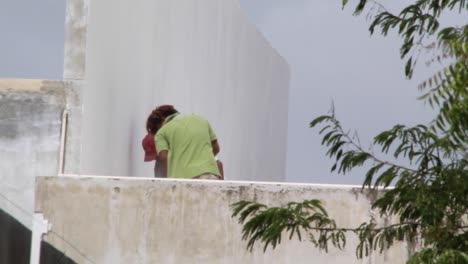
[
  {"left": 78, "top": 0, "right": 290, "bottom": 180},
  {"left": 36, "top": 176, "right": 412, "bottom": 264},
  {"left": 0, "top": 79, "right": 81, "bottom": 229}
]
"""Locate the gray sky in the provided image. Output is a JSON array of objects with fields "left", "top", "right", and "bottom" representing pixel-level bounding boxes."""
[
  {"left": 241, "top": 0, "right": 434, "bottom": 184},
  {"left": 0, "top": 0, "right": 65, "bottom": 79},
  {"left": 1, "top": 1, "right": 460, "bottom": 184}
]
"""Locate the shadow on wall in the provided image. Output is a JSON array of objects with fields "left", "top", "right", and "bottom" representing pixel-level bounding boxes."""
[{"left": 0, "top": 208, "right": 76, "bottom": 264}]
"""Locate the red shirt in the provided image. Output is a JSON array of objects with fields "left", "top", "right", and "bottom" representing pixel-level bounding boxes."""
[{"left": 142, "top": 133, "right": 157, "bottom": 162}]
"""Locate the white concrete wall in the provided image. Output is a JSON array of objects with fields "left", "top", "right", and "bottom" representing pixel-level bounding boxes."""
[
  {"left": 78, "top": 0, "right": 289, "bottom": 180},
  {"left": 36, "top": 176, "right": 412, "bottom": 263},
  {"left": 0, "top": 79, "right": 81, "bottom": 228}
]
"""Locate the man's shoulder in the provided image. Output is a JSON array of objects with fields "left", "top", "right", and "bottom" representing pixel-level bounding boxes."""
[
  {"left": 156, "top": 124, "right": 169, "bottom": 137},
  {"left": 162, "top": 114, "right": 210, "bottom": 130},
  {"left": 182, "top": 114, "right": 209, "bottom": 123}
]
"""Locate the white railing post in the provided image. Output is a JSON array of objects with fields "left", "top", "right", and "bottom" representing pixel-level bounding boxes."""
[
  {"left": 29, "top": 213, "right": 51, "bottom": 264},
  {"left": 58, "top": 110, "right": 68, "bottom": 176}
]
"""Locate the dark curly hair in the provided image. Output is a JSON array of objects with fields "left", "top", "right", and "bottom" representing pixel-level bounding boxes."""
[
  {"left": 155, "top": 105, "right": 178, "bottom": 117},
  {"left": 145, "top": 105, "right": 178, "bottom": 134}
]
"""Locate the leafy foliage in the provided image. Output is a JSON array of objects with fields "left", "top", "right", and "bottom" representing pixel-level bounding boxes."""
[
  {"left": 231, "top": 0, "right": 467, "bottom": 263},
  {"left": 231, "top": 200, "right": 346, "bottom": 252}
]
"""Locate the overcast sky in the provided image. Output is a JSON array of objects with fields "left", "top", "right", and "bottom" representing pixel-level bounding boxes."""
[
  {"left": 0, "top": 0, "right": 66, "bottom": 79},
  {"left": 239, "top": 0, "right": 466, "bottom": 185},
  {"left": 1, "top": 1, "right": 461, "bottom": 184}
]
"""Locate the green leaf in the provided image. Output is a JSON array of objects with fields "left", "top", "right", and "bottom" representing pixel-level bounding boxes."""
[
  {"left": 405, "top": 58, "right": 413, "bottom": 78},
  {"left": 363, "top": 163, "right": 385, "bottom": 188},
  {"left": 342, "top": 0, "right": 348, "bottom": 9},
  {"left": 310, "top": 115, "right": 332, "bottom": 128}
]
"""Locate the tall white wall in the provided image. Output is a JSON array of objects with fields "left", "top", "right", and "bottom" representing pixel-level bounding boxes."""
[
  {"left": 78, "top": 0, "right": 289, "bottom": 180},
  {"left": 36, "top": 176, "right": 413, "bottom": 263}
]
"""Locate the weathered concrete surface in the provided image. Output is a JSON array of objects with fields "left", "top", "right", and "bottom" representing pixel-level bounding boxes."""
[
  {"left": 0, "top": 79, "right": 82, "bottom": 229},
  {"left": 62, "top": 80, "right": 83, "bottom": 174},
  {"left": 36, "top": 176, "right": 411, "bottom": 264},
  {"left": 63, "top": 0, "right": 89, "bottom": 80},
  {"left": 76, "top": 0, "right": 289, "bottom": 181}
]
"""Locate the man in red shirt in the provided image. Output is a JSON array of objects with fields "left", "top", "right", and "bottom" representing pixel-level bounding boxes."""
[
  {"left": 142, "top": 132, "right": 163, "bottom": 177},
  {"left": 142, "top": 108, "right": 174, "bottom": 178}
]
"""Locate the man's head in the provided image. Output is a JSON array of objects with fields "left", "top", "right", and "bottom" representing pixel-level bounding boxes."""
[
  {"left": 155, "top": 105, "right": 178, "bottom": 118},
  {"left": 146, "top": 105, "right": 179, "bottom": 134},
  {"left": 146, "top": 111, "right": 164, "bottom": 134}
]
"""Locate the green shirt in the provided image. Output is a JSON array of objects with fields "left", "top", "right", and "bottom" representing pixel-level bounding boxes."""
[{"left": 155, "top": 113, "right": 220, "bottom": 179}]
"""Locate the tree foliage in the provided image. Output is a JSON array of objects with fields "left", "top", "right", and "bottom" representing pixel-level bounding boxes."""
[{"left": 231, "top": 0, "right": 467, "bottom": 263}]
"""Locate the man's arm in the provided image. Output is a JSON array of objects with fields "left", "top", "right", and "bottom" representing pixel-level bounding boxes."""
[
  {"left": 158, "top": 150, "right": 168, "bottom": 178},
  {"left": 155, "top": 128, "right": 169, "bottom": 178},
  {"left": 216, "top": 160, "right": 224, "bottom": 180},
  {"left": 211, "top": 140, "right": 220, "bottom": 156}
]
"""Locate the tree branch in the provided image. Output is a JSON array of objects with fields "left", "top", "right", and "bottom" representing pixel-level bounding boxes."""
[{"left": 334, "top": 119, "right": 419, "bottom": 173}]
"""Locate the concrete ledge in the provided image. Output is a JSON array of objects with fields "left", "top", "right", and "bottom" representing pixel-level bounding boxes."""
[
  {"left": 0, "top": 79, "right": 46, "bottom": 92},
  {"left": 36, "top": 175, "right": 410, "bottom": 264}
]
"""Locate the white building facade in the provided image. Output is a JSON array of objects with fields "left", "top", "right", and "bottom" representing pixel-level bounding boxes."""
[
  {"left": 73, "top": 0, "right": 290, "bottom": 180},
  {"left": 0, "top": 0, "right": 289, "bottom": 257}
]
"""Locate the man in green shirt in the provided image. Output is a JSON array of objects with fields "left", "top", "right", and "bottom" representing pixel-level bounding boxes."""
[{"left": 155, "top": 105, "right": 221, "bottom": 179}]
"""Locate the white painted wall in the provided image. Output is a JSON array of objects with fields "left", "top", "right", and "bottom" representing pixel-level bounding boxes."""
[
  {"left": 36, "top": 175, "right": 412, "bottom": 263},
  {"left": 79, "top": 0, "right": 289, "bottom": 181}
]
